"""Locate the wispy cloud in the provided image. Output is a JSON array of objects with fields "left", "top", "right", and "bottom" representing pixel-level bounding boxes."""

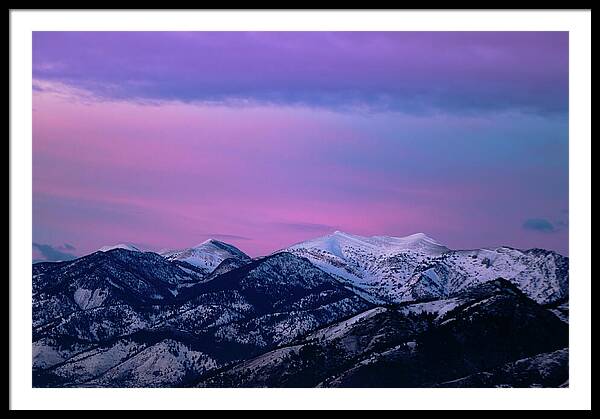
[
  {"left": 522, "top": 218, "right": 556, "bottom": 233},
  {"left": 32, "top": 242, "right": 76, "bottom": 262},
  {"left": 274, "top": 222, "right": 338, "bottom": 233},
  {"left": 203, "top": 234, "right": 252, "bottom": 241}
]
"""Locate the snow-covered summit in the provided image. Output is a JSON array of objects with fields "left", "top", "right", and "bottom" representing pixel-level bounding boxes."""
[
  {"left": 160, "top": 239, "right": 250, "bottom": 273},
  {"left": 284, "top": 231, "right": 568, "bottom": 305},
  {"left": 98, "top": 243, "right": 142, "bottom": 252},
  {"left": 288, "top": 231, "right": 449, "bottom": 258}
]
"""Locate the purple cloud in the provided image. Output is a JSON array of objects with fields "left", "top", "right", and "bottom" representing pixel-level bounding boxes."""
[
  {"left": 33, "top": 31, "right": 568, "bottom": 115},
  {"left": 523, "top": 218, "right": 556, "bottom": 233},
  {"left": 273, "top": 222, "right": 339, "bottom": 233}
]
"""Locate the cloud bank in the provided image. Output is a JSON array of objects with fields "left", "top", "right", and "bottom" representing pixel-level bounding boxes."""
[
  {"left": 33, "top": 31, "right": 568, "bottom": 115},
  {"left": 32, "top": 242, "right": 76, "bottom": 262}
]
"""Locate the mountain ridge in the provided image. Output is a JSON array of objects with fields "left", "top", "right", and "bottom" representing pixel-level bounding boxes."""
[
  {"left": 283, "top": 231, "right": 568, "bottom": 305},
  {"left": 32, "top": 231, "right": 569, "bottom": 388}
]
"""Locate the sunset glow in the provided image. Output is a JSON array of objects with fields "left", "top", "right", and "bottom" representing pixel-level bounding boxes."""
[{"left": 32, "top": 31, "right": 569, "bottom": 258}]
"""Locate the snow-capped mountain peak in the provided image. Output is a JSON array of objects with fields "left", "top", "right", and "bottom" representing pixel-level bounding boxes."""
[
  {"left": 284, "top": 231, "right": 567, "bottom": 305},
  {"left": 288, "top": 231, "right": 449, "bottom": 257},
  {"left": 160, "top": 239, "right": 250, "bottom": 274},
  {"left": 192, "top": 239, "right": 240, "bottom": 252},
  {"left": 98, "top": 243, "right": 141, "bottom": 252}
]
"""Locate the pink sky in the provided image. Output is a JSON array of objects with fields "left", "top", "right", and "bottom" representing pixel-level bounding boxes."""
[
  {"left": 32, "top": 32, "right": 569, "bottom": 259},
  {"left": 33, "top": 86, "right": 568, "bottom": 257}
]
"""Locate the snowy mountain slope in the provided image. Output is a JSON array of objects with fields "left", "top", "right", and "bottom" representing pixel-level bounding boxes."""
[
  {"left": 547, "top": 301, "right": 569, "bottom": 323},
  {"left": 437, "top": 348, "right": 569, "bottom": 388},
  {"left": 199, "top": 278, "right": 568, "bottom": 388},
  {"left": 198, "top": 304, "right": 429, "bottom": 388},
  {"left": 160, "top": 239, "right": 251, "bottom": 274},
  {"left": 206, "top": 257, "right": 252, "bottom": 279},
  {"left": 34, "top": 330, "right": 221, "bottom": 388},
  {"left": 32, "top": 250, "right": 370, "bottom": 387},
  {"left": 157, "top": 252, "right": 371, "bottom": 351},
  {"left": 319, "top": 279, "right": 568, "bottom": 388},
  {"left": 403, "top": 247, "right": 568, "bottom": 304},
  {"left": 33, "top": 249, "right": 206, "bottom": 311},
  {"left": 32, "top": 248, "right": 212, "bottom": 371},
  {"left": 285, "top": 231, "right": 451, "bottom": 303},
  {"left": 82, "top": 338, "right": 218, "bottom": 388},
  {"left": 284, "top": 231, "right": 568, "bottom": 304}
]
